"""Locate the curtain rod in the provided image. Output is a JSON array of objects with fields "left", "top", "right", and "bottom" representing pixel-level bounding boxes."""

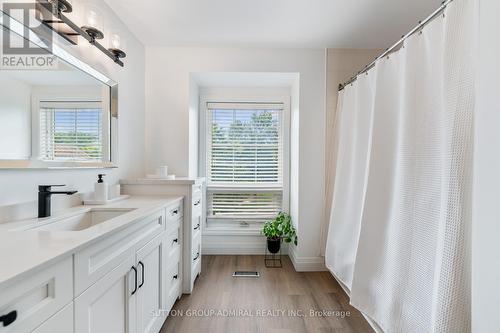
[{"left": 338, "top": 0, "right": 455, "bottom": 91}]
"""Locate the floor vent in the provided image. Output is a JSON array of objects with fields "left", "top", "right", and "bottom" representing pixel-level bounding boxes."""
[{"left": 233, "top": 271, "right": 260, "bottom": 277}]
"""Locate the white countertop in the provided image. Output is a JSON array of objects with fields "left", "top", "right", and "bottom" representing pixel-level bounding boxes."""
[
  {"left": 0, "top": 196, "right": 183, "bottom": 289},
  {"left": 120, "top": 177, "right": 205, "bottom": 185}
]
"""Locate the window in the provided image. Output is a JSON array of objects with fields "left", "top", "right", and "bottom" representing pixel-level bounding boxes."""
[
  {"left": 204, "top": 101, "right": 288, "bottom": 225},
  {"left": 39, "top": 101, "right": 104, "bottom": 161}
]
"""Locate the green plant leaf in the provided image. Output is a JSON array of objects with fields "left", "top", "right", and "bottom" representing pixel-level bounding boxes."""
[{"left": 261, "top": 212, "right": 297, "bottom": 245}]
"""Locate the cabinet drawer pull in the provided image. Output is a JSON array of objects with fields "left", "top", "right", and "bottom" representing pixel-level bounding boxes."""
[
  {"left": 194, "top": 200, "right": 201, "bottom": 206},
  {"left": 0, "top": 310, "right": 17, "bottom": 327},
  {"left": 138, "top": 261, "right": 145, "bottom": 289},
  {"left": 194, "top": 223, "right": 200, "bottom": 230},
  {"left": 173, "top": 274, "right": 178, "bottom": 280},
  {"left": 131, "top": 266, "right": 138, "bottom": 295},
  {"left": 171, "top": 209, "right": 179, "bottom": 215},
  {"left": 193, "top": 252, "right": 200, "bottom": 261},
  {"left": 173, "top": 238, "right": 178, "bottom": 244}
]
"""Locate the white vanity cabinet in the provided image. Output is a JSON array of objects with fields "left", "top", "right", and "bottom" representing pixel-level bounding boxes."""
[
  {"left": 0, "top": 197, "right": 183, "bottom": 333},
  {"left": 74, "top": 201, "right": 183, "bottom": 333},
  {"left": 121, "top": 178, "right": 205, "bottom": 294},
  {"left": 74, "top": 232, "right": 170, "bottom": 333}
]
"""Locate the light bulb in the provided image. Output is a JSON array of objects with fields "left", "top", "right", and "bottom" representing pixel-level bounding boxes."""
[
  {"left": 83, "top": 4, "right": 103, "bottom": 32},
  {"left": 87, "top": 10, "right": 98, "bottom": 27},
  {"left": 110, "top": 34, "right": 121, "bottom": 49}
]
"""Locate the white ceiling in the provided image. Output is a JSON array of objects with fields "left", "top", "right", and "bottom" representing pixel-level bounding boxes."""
[{"left": 104, "top": 0, "right": 441, "bottom": 49}]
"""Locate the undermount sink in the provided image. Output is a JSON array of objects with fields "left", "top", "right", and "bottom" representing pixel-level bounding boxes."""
[{"left": 16, "top": 208, "right": 136, "bottom": 232}]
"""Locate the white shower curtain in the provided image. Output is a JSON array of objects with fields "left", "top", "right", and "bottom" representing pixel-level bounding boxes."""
[
  {"left": 325, "top": 71, "right": 375, "bottom": 291},
  {"left": 325, "top": 0, "right": 474, "bottom": 332}
]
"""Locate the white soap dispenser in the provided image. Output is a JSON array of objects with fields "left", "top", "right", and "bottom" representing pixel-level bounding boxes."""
[{"left": 94, "top": 174, "right": 108, "bottom": 203}]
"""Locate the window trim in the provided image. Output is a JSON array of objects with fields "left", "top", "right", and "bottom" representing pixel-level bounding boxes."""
[{"left": 199, "top": 92, "right": 290, "bottom": 232}]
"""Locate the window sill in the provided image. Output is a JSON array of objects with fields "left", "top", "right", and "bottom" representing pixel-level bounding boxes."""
[{"left": 203, "top": 226, "right": 264, "bottom": 236}]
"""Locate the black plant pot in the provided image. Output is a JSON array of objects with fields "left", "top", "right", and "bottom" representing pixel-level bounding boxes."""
[{"left": 267, "top": 238, "right": 281, "bottom": 254}]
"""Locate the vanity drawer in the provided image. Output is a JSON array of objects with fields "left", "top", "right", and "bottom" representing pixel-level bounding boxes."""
[
  {"left": 191, "top": 232, "right": 201, "bottom": 282},
  {"left": 191, "top": 234, "right": 201, "bottom": 266},
  {"left": 192, "top": 201, "right": 202, "bottom": 221},
  {"left": 192, "top": 184, "right": 202, "bottom": 197},
  {"left": 192, "top": 192, "right": 202, "bottom": 210},
  {"left": 74, "top": 210, "right": 164, "bottom": 296},
  {"left": 165, "top": 280, "right": 181, "bottom": 313},
  {"left": 166, "top": 202, "right": 183, "bottom": 223},
  {"left": 165, "top": 227, "right": 181, "bottom": 264},
  {"left": 166, "top": 216, "right": 181, "bottom": 234},
  {"left": 191, "top": 257, "right": 201, "bottom": 285},
  {"left": 192, "top": 213, "right": 202, "bottom": 239},
  {"left": 0, "top": 257, "right": 72, "bottom": 333},
  {"left": 164, "top": 263, "right": 181, "bottom": 312}
]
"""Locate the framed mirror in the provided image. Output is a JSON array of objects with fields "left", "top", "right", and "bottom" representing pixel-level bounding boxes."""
[{"left": 0, "top": 11, "right": 118, "bottom": 169}]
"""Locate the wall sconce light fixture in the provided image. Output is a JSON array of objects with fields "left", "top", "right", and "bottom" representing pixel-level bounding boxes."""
[
  {"left": 108, "top": 32, "right": 126, "bottom": 63},
  {"left": 81, "top": 5, "right": 104, "bottom": 42},
  {"left": 36, "top": 0, "right": 125, "bottom": 66}
]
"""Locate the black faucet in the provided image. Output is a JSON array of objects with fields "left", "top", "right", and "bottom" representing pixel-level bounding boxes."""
[{"left": 38, "top": 185, "right": 78, "bottom": 218}]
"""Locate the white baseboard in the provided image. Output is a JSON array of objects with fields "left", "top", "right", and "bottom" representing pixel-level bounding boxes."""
[
  {"left": 288, "top": 248, "right": 327, "bottom": 272},
  {"left": 202, "top": 236, "right": 326, "bottom": 273}
]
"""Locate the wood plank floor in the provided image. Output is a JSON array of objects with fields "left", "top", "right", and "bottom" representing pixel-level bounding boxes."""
[{"left": 160, "top": 255, "right": 373, "bottom": 333}]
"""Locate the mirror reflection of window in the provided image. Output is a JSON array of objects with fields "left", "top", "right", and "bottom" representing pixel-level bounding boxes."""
[
  {"left": 0, "top": 22, "right": 115, "bottom": 168},
  {"left": 39, "top": 102, "right": 103, "bottom": 161}
]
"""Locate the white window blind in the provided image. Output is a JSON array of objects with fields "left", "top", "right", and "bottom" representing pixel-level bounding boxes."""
[
  {"left": 206, "top": 102, "right": 283, "bottom": 185},
  {"left": 206, "top": 102, "right": 284, "bottom": 221},
  {"left": 39, "top": 102, "right": 103, "bottom": 161},
  {"left": 208, "top": 190, "right": 283, "bottom": 220}
]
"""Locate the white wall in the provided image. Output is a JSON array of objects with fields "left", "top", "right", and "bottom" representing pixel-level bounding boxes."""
[
  {"left": 290, "top": 78, "right": 300, "bottom": 234},
  {"left": 145, "top": 47, "right": 326, "bottom": 268},
  {"left": 188, "top": 78, "right": 199, "bottom": 178},
  {"left": 0, "top": 75, "right": 31, "bottom": 159},
  {"left": 0, "top": 0, "right": 145, "bottom": 217},
  {"left": 472, "top": 0, "right": 499, "bottom": 330}
]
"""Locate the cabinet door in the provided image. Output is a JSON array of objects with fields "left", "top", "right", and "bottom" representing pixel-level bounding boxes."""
[
  {"left": 136, "top": 233, "right": 164, "bottom": 333},
  {"left": 75, "top": 254, "right": 137, "bottom": 333}
]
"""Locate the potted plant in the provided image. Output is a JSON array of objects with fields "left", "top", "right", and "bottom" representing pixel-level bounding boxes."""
[{"left": 262, "top": 212, "right": 298, "bottom": 254}]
